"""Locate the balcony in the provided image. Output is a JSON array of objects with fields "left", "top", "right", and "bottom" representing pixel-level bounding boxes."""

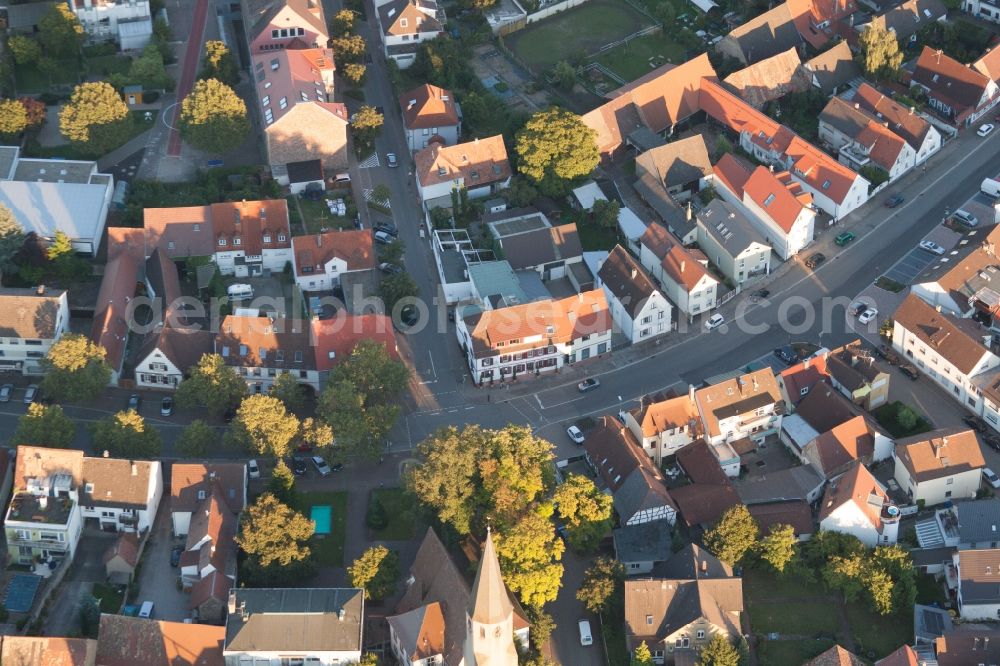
[
  {"left": 6, "top": 493, "right": 74, "bottom": 526},
  {"left": 7, "top": 535, "right": 69, "bottom": 551}
]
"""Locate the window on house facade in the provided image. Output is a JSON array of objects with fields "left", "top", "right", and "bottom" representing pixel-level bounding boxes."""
[
  {"left": 279, "top": 97, "right": 288, "bottom": 109},
  {"left": 218, "top": 238, "right": 227, "bottom": 246}
]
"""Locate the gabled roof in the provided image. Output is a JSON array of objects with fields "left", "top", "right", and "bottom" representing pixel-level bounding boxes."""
[
  {"left": 712, "top": 153, "right": 754, "bottom": 198},
  {"left": 895, "top": 427, "right": 985, "bottom": 483},
  {"left": 189, "top": 569, "right": 233, "bottom": 610},
  {"left": 723, "top": 47, "right": 809, "bottom": 108},
  {"left": 893, "top": 293, "right": 993, "bottom": 375},
  {"left": 415, "top": 135, "right": 510, "bottom": 189},
  {"left": 135, "top": 326, "right": 214, "bottom": 378},
  {"left": 659, "top": 543, "right": 733, "bottom": 579},
  {"left": 805, "top": 415, "right": 874, "bottom": 476},
  {"left": 96, "top": 615, "right": 224, "bottom": 666},
  {"left": 103, "top": 532, "right": 139, "bottom": 570},
  {"left": 784, "top": 133, "right": 864, "bottom": 205},
  {"left": 934, "top": 627, "right": 1000, "bottom": 664},
  {"left": 868, "top": 0, "right": 945, "bottom": 42},
  {"left": 399, "top": 84, "right": 459, "bottom": 130},
  {"left": 694, "top": 368, "right": 781, "bottom": 438},
  {"left": 310, "top": 314, "right": 399, "bottom": 372},
  {"left": 496, "top": 223, "right": 582, "bottom": 271},
  {"left": 598, "top": 245, "right": 662, "bottom": 319},
  {"left": 747, "top": 500, "right": 814, "bottom": 536},
  {"left": 217, "top": 314, "right": 315, "bottom": 370},
  {"left": 143, "top": 206, "right": 214, "bottom": 258},
  {"left": 736, "top": 464, "right": 825, "bottom": 504},
  {"left": 0, "top": 636, "right": 96, "bottom": 666},
  {"left": 613, "top": 521, "right": 672, "bottom": 564},
  {"left": 630, "top": 393, "right": 700, "bottom": 438},
  {"left": 910, "top": 224, "right": 1000, "bottom": 309},
  {"left": 624, "top": 577, "right": 743, "bottom": 652},
  {"left": 723, "top": 2, "right": 803, "bottom": 64},
  {"left": 956, "top": 497, "right": 1000, "bottom": 544},
  {"left": 639, "top": 223, "right": 717, "bottom": 291},
  {"left": 957, "top": 548, "right": 1000, "bottom": 603},
  {"left": 803, "top": 41, "right": 862, "bottom": 95},
  {"left": 974, "top": 45, "right": 1000, "bottom": 82},
  {"left": 743, "top": 166, "right": 814, "bottom": 233},
  {"left": 634, "top": 135, "right": 713, "bottom": 190},
  {"left": 92, "top": 228, "right": 144, "bottom": 373},
  {"left": 252, "top": 48, "right": 342, "bottom": 129},
  {"left": 697, "top": 199, "right": 769, "bottom": 256},
  {"left": 386, "top": 602, "right": 446, "bottom": 662},
  {"left": 292, "top": 229, "right": 375, "bottom": 277},
  {"left": 874, "top": 644, "right": 920, "bottom": 666},
  {"left": 819, "top": 96, "right": 907, "bottom": 172},
  {"left": 170, "top": 463, "right": 246, "bottom": 514},
  {"left": 913, "top": 46, "right": 995, "bottom": 115},
  {"left": 794, "top": 0, "right": 859, "bottom": 49},
  {"left": 795, "top": 382, "right": 868, "bottom": 433},
  {"left": 210, "top": 200, "right": 292, "bottom": 257},
  {"left": 244, "top": 0, "right": 327, "bottom": 44},
  {"left": 379, "top": 0, "right": 443, "bottom": 37},
  {"left": 805, "top": 645, "right": 867, "bottom": 666},
  {"left": 0, "top": 287, "right": 66, "bottom": 339},
  {"left": 672, "top": 440, "right": 741, "bottom": 527},
  {"left": 818, "top": 461, "right": 889, "bottom": 532},
  {"left": 700, "top": 79, "right": 786, "bottom": 153},
  {"left": 826, "top": 341, "right": 886, "bottom": 391},
  {"left": 779, "top": 353, "right": 830, "bottom": 403},
  {"left": 225, "top": 588, "right": 364, "bottom": 653}
]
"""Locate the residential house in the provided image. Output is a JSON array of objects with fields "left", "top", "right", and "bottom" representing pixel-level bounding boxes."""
[
  {"left": 801, "top": 415, "right": 876, "bottom": 479},
  {"left": 310, "top": 314, "right": 399, "bottom": 387},
  {"left": 1, "top": 2, "right": 57, "bottom": 36},
  {"left": 70, "top": 0, "right": 151, "bottom": 49},
  {"left": 975, "top": 46, "right": 1000, "bottom": 85},
  {"left": 623, "top": 572, "right": 743, "bottom": 664},
  {"left": 614, "top": 521, "right": 672, "bottom": 575},
  {"left": 633, "top": 135, "right": 713, "bottom": 200},
  {"left": 583, "top": 415, "right": 678, "bottom": 526},
  {"left": 170, "top": 463, "right": 247, "bottom": 537},
  {"left": 96, "top": 615, "right": 224, "bottom": 666},
  {"left": 178, "top": 483, "right": 236, "bottom": 588},
  {"left": 596, "top": 245, "right": 673, "bottom": 344},
  {"left": 0, "top": 636, "right": 97, "bottom": 666},
  {"left": 621, "top": 389, "right": 701, "bottom": 466},
  {"left": 909, "top": 223, "right": 1000, "bottom": 318},
  {"left": 377, "top": 0, "right": 445, "bottom": 68},
  {"left": 955, "top": 497, "right": 1000, "bottom": 549},
  {"left": 484, "top": 208, "right": 583, "bottom": 279},
  {"left": 893, "top": 293, "right": 1000, "bottom": 419},
  {"left": 216, "top": 314, "right": 318, "bottom": 392},
  {"left": 913, "top": 604, "right": 953, "bottom": 644},
  {"left": 399, "top": 83, "right": 461, "bottom": 151},
  {"left": 819, "top": 461, "right": 900, "bottom": 546},
  {"left": 806, "top": 646, "right": 867, "bottom": 665},
  {"left": 826, "top": 341, "right": 890, "bottom": 410},
  {"left": 660, "top": 544, "right": 734, "bottom": 580},
  {"left": 801, "top": 41, "right": 863, "bottom": 97},
  {"left": 966, "top": 0, "right": 1000, "bottom": 23},
  {"left": 735, "top": 464, "right": 826, "bottom": 505},
  {"left": 934, "top": 628, "right": 1000, "bottom": 664},
  {"left": 700, "top": 80, "right": 870, "bottom": 220},
  {"left": 695, "top": 199, "right": 772, "bottom": 285},
  {"left": 633, "top": 172, "right": 699, "bottom": 244},
  {"left": 694, "top": 368, "right": 783, "bottom": 447},
  {"left": 618, "top": 205, "right": 650, "bottom": 255},
  {"left": 775, "top": 352, "right": 830, "bottom": 408},
  {"left": 286, "top": 159, "right": 325, "bottom": 194},
  {"left": 0, "top": 287, "right": 69, "bottom": 375},
  {"left": 414, "top": 135, "right": 511, "bottom": 208},
  {"left": 224, "top": 588, "right": 363, "bottom": 665},
  {"left": 241, "top": 0, "right": 328, "bottom": 54},
  {"left": 722, "top": 47, "right": 809, "bottom": 109},
  {"left": 144, "top": 200, "right": 294, "bottom": 277},
  {"left": 954, "top": 548, "right": 1000, "bottom": 619},
  {"left": 782, "top": 382, "right": 894, "bottom": 464},
  {"left": 91, "top": 228, "right": 144, "bottom": 385},
  {"left": 638, "top": 223, "right": 719, "bottom": 317},
  {"left": 862, "top": 0, "right": 947, "bottom": 46},
  {"left": 712, "top": 152, "right": 817, "bottom": 260},
  {"left": 388, "top": 528, "right": 528, "bottom": 666},
  {"left": 911, "top": 46, "right": 1000, "bottom": 127},
  {"left": 103, "top": 532, "right": 138, "bottom": 583},
  {"left": 191, "top": 570, "right": 234, "bottom": 625},
  {"left": 853, "top": 82, "right": 942, "bottom": 165},
  {"left": 819, "top": 96, "right": 917, "bottom": 180},
  {"left": 747, "top": 500, "right": 815, "bottom": 540},
  {"left": 894, "top": 428, "right": 986, "bottom": 506},
  {"left": 133, "top": 326, "right": 214, "bottom": 389},
  {"left": 5, "top": 447, "right": 162, "bottom": 566},
  {"left": 715, "top": 1, "right": 803, "bottom": 65},
  {"left": 0, "top": 146, "right": 114, "bottom": 256},
  {"left": 671, "top": 440, "right": 741, "bottom": 528},
  {"left": 252, "top": 48, "right": 349, "bottom": 180},
  {"left": 581, "top": 54, "right": 717, "bottom": 160},
  {"left": 455, "top": 289, "right": 612, "bottom": 385},
  {"left": 291, "top": 230, "right": 375, "bottom": 292}
]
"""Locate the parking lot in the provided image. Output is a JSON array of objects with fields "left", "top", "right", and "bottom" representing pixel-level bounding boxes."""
[
  {"left": 133, "top": 503, "right": 189, "bottom": 622},
  {"left": 881, "top": 224, "right": 963, "bottom": 286}
]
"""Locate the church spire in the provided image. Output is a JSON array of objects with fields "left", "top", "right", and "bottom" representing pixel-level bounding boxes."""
[{"left": 469, "top": 527, "right": 514, "bottom": 624}]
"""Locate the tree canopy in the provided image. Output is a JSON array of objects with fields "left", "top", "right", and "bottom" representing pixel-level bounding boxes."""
[
  {"left": 577, "top": 556, "right": 623, "bottom": 614},
  {"left": 59, "top": 82, "right": 134, "bottom": 154},
  {"left": 697, "top": 635, "right": 740, "bottom": 666},
  {"left": 91, "top": 410, "right": 161, "bottom": 458},
  {"left": 129, "top": 44, "right": 171, "bottom": 90},
  {"left": 179, "top": 78, "right": 249, "bottom": 154},
  {"left": 330, "top": 9, "right": 356, "bottom": 36},
  {"left": 859, "top": 23, "right": 903, "bottom": 80},
  {"left": 0, "top": 204, "right": 25, "bottom": 277},
  {"left": 515, "top": 108, "right": 599, "bottom": 196},
  {"left": 236, "top": 493, "right": 314, "bottom": 569},
  {"left": 228, "top": 394, "right": 300, "bottom": 459},
  {"left": 41, "top": 334, "right": 112, "bottom": 403},
  {"left": 269, "top": 459, "right": 297, "bottom": 505},
  {"left": 632, "top": 642, "right": 654, "bottom": 666},
  {"left": 552, "top": 474, "right": 613, "bottom": 552},
  {"left": 200, "top": 40, "right": 239, "bottom": 87},
  {"left": 351, "top": 105, "right": 384, "bottom": 146},
  {"left": 342, "top": 63, "right": 366, "bottom": 86},
  {"left": 38, "top": 3, "right": 84, "bottom": 58},
  {"left": 176, "top": 419, "right": 217, "bottom": 458},
  {"left": 591, "top": 199, "right": 620, "bottom": 228},
  {"left": 269, "top": 372, "right": 306, "bottom": 411},
  {"left": 7, "top": 35, "right": 41, "bottom": 66},
  {"left": 703, "top": 505, "right": 760, "bottom": 565},
  {"left": 330, "top": 34, "right": 366, "bottom": 63},
  {"left": 12, "top": 403, "right": 75, "bottom": 448},
  {"left": 494, "top": 507, "right": 565, "bottom": 608},
  {"left": 758, "top": 523, "right": 797, "bottom": 573},
  {"left": 348, "top": 545, "right": 400, "bottom": 600},
  {"left": 176, "top": 353, "right": 246, "bottom": 415}
]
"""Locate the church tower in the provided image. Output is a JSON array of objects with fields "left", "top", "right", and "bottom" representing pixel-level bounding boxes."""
[{"left": 463, "top": 528, "right": 520, "bottom": 666}]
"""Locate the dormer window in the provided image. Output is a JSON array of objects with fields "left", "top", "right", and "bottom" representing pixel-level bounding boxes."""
[
  {"left": 85, "top": 483, "right": 94, "bottom": 493},
  {"left": 197, "top": 490, "right": 207, "bottom": 500},
  {"left": 278, "top": 234, "right": 287, "bottom": 242},
  {"left": 234, "top": 237, "right": 242, "bottom": 246},
  {"left": 263, "top": 234, "right": 272, "bottom": 243},
  {"left": 218, "top": 238, "right": 227, "bottom": 246}
]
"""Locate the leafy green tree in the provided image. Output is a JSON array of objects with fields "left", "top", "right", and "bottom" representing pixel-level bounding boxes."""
[
  {"left": 19, "top": 98, "right": 47, "bottom": 131},
  {"left": 633, "top": 641, "right": 654, "bottom": 666},
  {"left": 46, "top": 230, "right": 73, "bottom": 262},
  {"left": 331, "top": 338, "right": 410, "bottom": 405},
  {"left": 697, "top": 635, "right": 740, "bottom": 666},
  {"left": 577, "top": 556, "right": 623, "bottom": 614},
  {"left": 179, "top": 78, "right": 249, "bottom": 154},
  {"left": 269, "top": 459, "right": 297, "bottom": 505},
  {"left": 867, "top": 545, "right": 917, "bottom": 615},
  {"left": 91, "top": 409, "right": 161, "bottom": 458},
  {"left": 0, "top": 203, "right": 25, "bottom": 278},
  {"left": 41, "top": 334, "right": 111, "bottom": 403},
  {"left": 351, "top": 105, "right": 384, "bottom": 146},
  {"left": 299, "top": 416, "right": 334, "bottom": 450},
  {"left": 269, "top": 372, "right": 306, "bottom": 411},
  {"left": 11, "top": 403, "right": 75, "bottom": 448},
  {"left": 330, "top": 9, "right": 356, "bottom": 36},
  {"left": 504, "top": 176, "right": 538, "bottom": 208},
  {"left": 591, "top": 198, "right": 620, "bottom": 228},
  {"left": 896, "top": 404, "right": 919, "bottom": 431},
  {"left": 704, "top": 505, "right": 760, "bottom": 565},
  {"left": 129, "top": 44, "right": 170, "bottom": 90},
  {"left": 236, "top": 493, "right": 314, "bottom": 567},
  {"left": 59, "top": 82, "right": 134, "bottom": 154},
  {"left": 151, "top": 17, "right": 173, "bottom": 62},
  {"left": 359, "top": 654, "right": 380, "bottom": 666},
  {"left": 330, "top": 34, "right": 366, "bottom": 63},
  {"left": 757, "top": 523, "right": 797, "bottom": 573},
  {"left": 527, "top": 607, "right": 556, "bottom": 653},
  {"left": 38, "top": 3, "right": 84, "bottom": 58},
  {"left": 366, "top": 497, "right": 388, "bottom": 529},
  {"left": 342, "top": 63, "right": 366, "bottom": 86},
  {"left": 319, "top": 380, "right": 397, "bottom": 460},
  {"left": 822, "top": 552, "right": 866, "bottom": 602},
  {"left": 176, "top": 419, "right": 217, "bottom": 457},
  {"left": 551, "top": 61, "right": 576, "bottom": 90},
  {"left": 200, "top": 40, "right": 239, "bottom": 87},
  {"left": 7, "top": 35, "right": 41, "bottom": 66},
  {"left": 406, "top": 425, "right": 480, "bottom": 534},
  {"left": 553, "top": 474, "right": 613, "bottom": 552},
  {"left": 859, "top": 23, "right": 903, "bottom": 80},
  {"left": 176, "top": 353, "right": 246, "bottom": 415},
  {"left": 495, "top": 508, "right": 565, "bottom": 608},
  {"left": 515, "top": 108, "right": 599, "bottom": 196},
  {"left": 654, "top": 1, "right": 676, "bottom": 25},
  {"left": 349, "top": 545, "right": 400, "bottom": 599},
  {"left": 228, "top": 394, "right": 300, "bottom": 459},
  {"left": 380, "top": 272, "right": 419, "bottom": 311}
]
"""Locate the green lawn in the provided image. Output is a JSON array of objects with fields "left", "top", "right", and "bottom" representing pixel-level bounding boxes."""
[
  {"left": 505, "top": 0, "right": 653, "bottom": 71},
  {"left": 15, "top": 58, "right": 82, "bottom": 92},
  {"left": 369, "top": 488, "right": 422, "bottom": 541},
  {"left": 749, "top": 601, "right": 838, "bottom": 637},
  {"left": 293, "top": 195, "right": 357, "bottom": 233},
  {"left": 86, "top": 54, "right": 133, "bottom": 77},
  {"left": 594, "top": 33, "right": 686, "bottom": 82},
  {"left": 845, "top": 600, "right": 912, "bottom": 659},
  {"left": 756, "top": 639, "right": 836, "bottom": 666},
  {"left": 296, "top": 491, "right": 348, "bottom": 567},
  {"left": 577, "top": 221, "right": 618, "bottom": 251},
  {"left": 872, "top": 401, "right": 933, "bottom": 438},
  {"left": 91, "top": 583, "right": 124, "bottom": 614}
]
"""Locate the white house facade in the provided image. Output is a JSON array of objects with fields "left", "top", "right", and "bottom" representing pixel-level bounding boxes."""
[{"left": 0, "top": 288, "right": 70, "bottom": 376}]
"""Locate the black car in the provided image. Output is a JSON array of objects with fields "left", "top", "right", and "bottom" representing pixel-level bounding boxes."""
[
  {"left": 223, "top": 408, "right": 236, "bottom": 423},
  {"left": 805, "top": 253, "right": 826, "bottom": 269},
  {"left": 849, "top": 302, "right": 867, "bottom": 317},
  {"left": 127, "top": 394, "right": 142, "bottom": 411},
  {"left": 773, "top": 346, "right": 798, "bottom": 365},
  {"left": 964, "top": 415, "right": 988, "bottom": 432},
  {"left": 170, "top": 545, "right": 183, "bottom": 567},
  {"left": 885, "top": 195, "right": 905, "bottom": 208},
  {"left": 291, "top": 457, "right": 308, "bottom": 476},
  {"left": 373, "top": 222, "right": 398, "bottom": 237},
  {"left": 331, "top": 462, "right": 344, "bottom": 472},
  {"left": 899, "top": 364, "right": 919, "bottom": 380},
  {"left": 379, "top": 262, "right": 403, "bottom": 274},
  {"left": 984, "top": 434, "right": 1000, "bottom": 451},
  {"left": 399, "top": 305, "right": 418, "bottom": 328}
]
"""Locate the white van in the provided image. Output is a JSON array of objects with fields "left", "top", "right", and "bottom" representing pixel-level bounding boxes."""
[
  {"left": 983, "top": 178, "right": 1000, "bottom": 199},
  {"left": 578, "top": 620, "right": 593, "bottom": 646},
  {"left": 227, "top": 284, "right": 254, "bottom": 300},
  {"left": 138, "top": 601, "right": 154, "bottom": 618}
]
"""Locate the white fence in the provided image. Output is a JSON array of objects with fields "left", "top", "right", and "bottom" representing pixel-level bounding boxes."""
[{"left": 526, "top": 0, "right": 592, "bottom": 24}]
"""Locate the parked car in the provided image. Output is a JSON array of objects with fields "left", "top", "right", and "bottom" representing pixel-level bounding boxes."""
[
  {"left": 170, "top": 545, "right": 183, "bottom": 567},
  {"left": 291, "top": 457, "right": 308, "bottom": 476},
  {"left": 805, "top": 253, "right": 826, "bottom": 269},
  {"left": 379, "top": 262, "right": 402, "bottom": 274},
  {"left": 138, "top": 601, "right": 154, "bottom": 619},
  {"left": 953, "top": 209, "right": 978, "bottom": 226},
  {"left": 849, "top": 302, "right": 867, "bottom": 317},
  {"left": 858, "top": 308, "right": 878, "bottom": 325},
  {"left": 885, "top": 195, "right": 905, "bottom": 208},
  {"left": 704, "top": 313, "right": 725, "bottom": 330},
  {"left": 834, "top": 231, "right": 855, "bottom": 246},
  {"left": 23, "top": 385, "right": 37, "bottom": 404},
  {"left": 247, "top": 459, "right": 260, "bottom": 480},
  {"left": 978, "top": 123, "right": 995, "bottom": 137},
  {"left": 774, "top": 346, "right": 798, "bottom": 365},
  {"left": 964, "top": 415, "right": 989, "bottom": 432},
  {"left": 984, "top": 434, "right": 1000, "bottom": 451},
  {"left": 374, "top": 230, "right": 394, "bottom": 244},
  {"left": 577, "top": 378, "right": 600, "bottom": 392},
  {"left": 749, "top": 289, "right": 770, "bottom": 303},
  {"left": 160, "top": 397, "right": 173, "bottom": 416},
  {"left": 386, "top": 152, "right": 398, "bottom": 168},
  {"left": 127, "top": 394, "right": 142, "bottom": 411},
  {"left": 0, "top": 384, "right": 12, "bottom": 402},
  {"left": 876, "top": 344, "right": 900, "bottom": 365},
  {"left": 331, "top": 462, "right": 344, "bottom": 472},
  {"left": 919, "top": 240, "right": 946, "bottom": 255},
  {"left": 311, "top": 456, "right": 332, "bottom": 477},
  {"left": 985, "top": 468, "right": 1000, "bottom": 489},
  {"left": 567, "top": 425, "right": 585, "bottom": 444},
  {"left": 578, "top": 620, "right": 593, "bottom": 647},
  {"left": 899, "top": 363, "right": 919, "bottom": 380},
  {"left": 374, "top": 222, "right": 398, "bottom": 236}
]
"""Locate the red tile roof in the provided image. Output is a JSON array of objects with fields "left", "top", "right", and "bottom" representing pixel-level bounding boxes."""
[
  {"left": 853, "top": 83, "right": 934, "bottom": 152},
  {"left": 399, "top": 84, "right": 459, "bottom": 130},
  {"left": 820, "top": 97, "right": 908, "bottom": 172},
  {"left": 92, "top": 228, "right": 145, "bottom": 373},
  {"left": 415, "top": 135, "right": 510, "bottom": 189},
  {"left": 913, "top": 46, "right": 996, "bottom": 120},
  {"left": 747, "top": 500, "right": 814, "bottom": 537},
  {"left": 743, "top": 166, "right": 813, "bottom": 233},
  {"left": 974, "top": 46, "right": 1000, "bottom": 82},
  {"left": 171, "top": 463, "right": 246, "bottom": 514},
  {"left": 251, "top": 48, "right": 341, "bottom": 128},
  {"left": 95, "top": 615, "right": 224, "bottom": 666},
  {"left": 818, "top": 461, "right": 889, "bottom": 532},
  {"left": 1, "top": 636, "right": 97, "bottom": 666},
  {"left": 712, "top": 153, "right": 753, "bottom": 197},
  {"left": 639, "top": 223, "right": 717, "bottom": 291},
  {"left": 292, "top": 229, "right": 374, "bottom": 277},
  {"left": 808, "top": 415, "right": 875, "bottom": 476},
  {"left": 779, "top": 354, "right": 830, "bottom": 403},
  {"left": 310, "top": 313, "right": 399, "bottom": 371},
  {"left": 209, "top": 200, "right": 291, "bottom": 257},
  {"left": 217, "top": 315, "right": 314, "bottom": 370}
]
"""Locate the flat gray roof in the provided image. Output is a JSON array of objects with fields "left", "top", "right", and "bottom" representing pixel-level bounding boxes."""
[
  {"left": 469, "top": 260, "right": 528, "bottom": 305},
  {"left": 489, "top": 213, "right": 550, "bottom": 238},
  {"left": 0, "top": 146, "right": 18, "bottom": 179},
  {"left": 13, "top": 157, "right": 97, "bottom": 184},
  {"left": 0, "top": 180, "right": 111, "bottom": 243}
]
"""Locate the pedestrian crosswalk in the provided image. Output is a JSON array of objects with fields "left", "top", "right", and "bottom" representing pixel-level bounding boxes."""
[
  {"left": 363, "top": 189, "right": 391, "bottom": 209},
  {"left": 359, "top": 153, "right": 380, "bottom": 169}
]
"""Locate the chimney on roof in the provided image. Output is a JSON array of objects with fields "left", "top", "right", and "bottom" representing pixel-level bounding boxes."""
[
  {"left": 240, "top": 601, "right": 248, "bottom": 621},
  {"left": 936, "top": 304, "right": 942, "bottom": 312},
  {"left": 36, "top": 285, "right": 44, "bottom": 295},
  {"left": 339, "top": 608, "right": 346, "bottom": 621},
  {"left": 103, "top": 450, "right": 109, "bottom": 458},
  {"left": 131, "top": 463, "right": 137, "bottom": 476},
  {"left": 686, "top": 201, "right": 692, "bottom": 221},
  {"left": 689, "top": 384, "right": 695, "bottom": 402},
  {"left": 630, "top": 268, "right": 637, "bottom": 279},
  {"left": 700, "top": 559, "right": 708, "bottom": 574},
  {"left": 769, "top": 164, "right": 774, "bottom": 173},
  {"left": 680, "top": 260, "right": 686, "bottom": 273},
  {"left": 316, "top": 235, "right": 323, "bottom": 246},
  {"left": 228, "top": 591, "right": 237, "bottom": 614}
]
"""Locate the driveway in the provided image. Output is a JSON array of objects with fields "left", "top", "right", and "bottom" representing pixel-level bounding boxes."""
[
  {"left": 44, "top": 531, "right": 117, "bottom": 636},
  {"left": 133, "top": 501, "right": 189, "bottom": 622},
  {"left": 883, "top": 248, "right": 939, "bottom": 286}
]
